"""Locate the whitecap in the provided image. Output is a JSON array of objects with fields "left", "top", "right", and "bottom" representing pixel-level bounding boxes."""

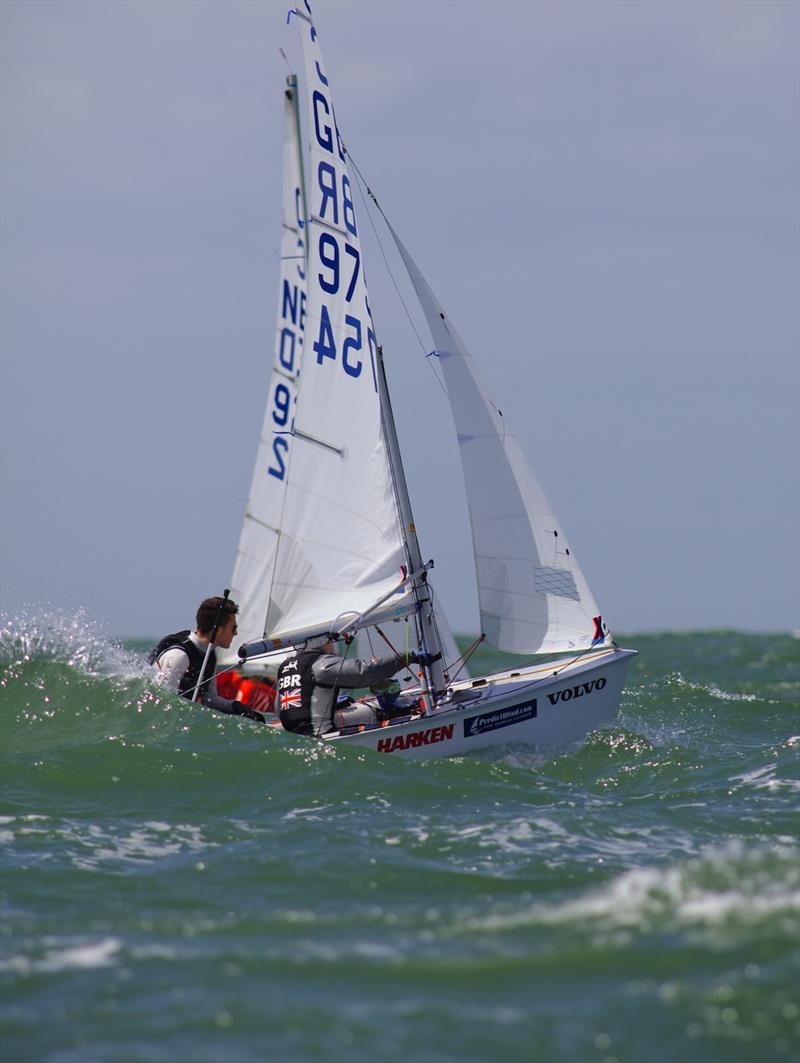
[
  {"left": 68, "top": 822, "right": 212, "bottom": 871},
  {"left": 450, "top": 841, "right": 800, "bottom": 940},
  {"left": 40, "top": 937, "right": 122, "bottom": 972},
  {"left": 1, "top": 937, "right": 122, "bottom": 976},
  {"left": 731, "top": 763, "right": 800, "bottom": 794},
  {"left": 283, "top": 803, "right": 334, "bottom": 821}
]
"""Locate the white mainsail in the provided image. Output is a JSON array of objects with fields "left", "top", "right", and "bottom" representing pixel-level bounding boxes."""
[
  {"left": 386, "top": 224, "right": 609, "bottom": 656},
  {"left": 262, "top": 6, "right": 415, "bottom": 644},
  {"left": 230, "top": 75, "right": 307, "bottom": 642}
]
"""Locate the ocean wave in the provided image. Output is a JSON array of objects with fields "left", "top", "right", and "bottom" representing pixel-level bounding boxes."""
[{"left": 452, "top": 840, "right": 800, "bottom": 943}]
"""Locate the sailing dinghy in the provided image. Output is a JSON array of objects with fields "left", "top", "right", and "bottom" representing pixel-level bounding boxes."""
[{"left": 233, "top": 2, "right": 636, "bottom": 760}]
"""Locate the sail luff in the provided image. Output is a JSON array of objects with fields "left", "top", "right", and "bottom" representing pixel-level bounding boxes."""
[
  {"left": 230, "top": 74, "right": 307, "bottom": 644},
  {"left": 288, "top": 74, "right": 309, "bottom": 275}
]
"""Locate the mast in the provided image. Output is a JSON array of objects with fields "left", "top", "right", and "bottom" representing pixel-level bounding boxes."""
[{"left": 376, "top": 346, "right": 446, "bottom": 707}]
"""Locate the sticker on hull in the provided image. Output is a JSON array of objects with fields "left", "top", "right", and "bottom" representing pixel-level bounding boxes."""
[
  {"left": 547, "top": 677, "right": 606, "bottom": 704},
  {"left": 463, "top": 699, "right": 538, "bottom": 738},
  {"left": 376, "top": 724, "right": 454, "bottom": 753}
]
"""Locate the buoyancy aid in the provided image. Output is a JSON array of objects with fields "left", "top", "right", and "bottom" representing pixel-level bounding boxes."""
[
  {"left": 277, "top": 650, "right": 340, "bottom": 735},
  {"left": 148, "top": 630, "right": 217, "bottom": 700}
]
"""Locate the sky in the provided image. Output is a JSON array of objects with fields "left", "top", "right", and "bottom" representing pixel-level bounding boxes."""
[{"left": 1, "top": 0, "right": 798, "bottom": 641}]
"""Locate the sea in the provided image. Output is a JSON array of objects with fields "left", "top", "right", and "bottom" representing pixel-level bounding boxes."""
[{"left": 1, "top": 610, "right": 798, "bottom": 1063}]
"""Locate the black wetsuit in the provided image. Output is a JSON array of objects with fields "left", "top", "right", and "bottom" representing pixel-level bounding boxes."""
[
  {"left": 277, "top": 649, "right": 412, "bottom": 736},
  {"left": 149, "top": 630, "right": 265, "bottom": 723}
]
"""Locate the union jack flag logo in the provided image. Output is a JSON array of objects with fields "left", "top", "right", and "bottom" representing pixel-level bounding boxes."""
[{"left": 279, "top": 688, "right": 302, "bottom": 712}]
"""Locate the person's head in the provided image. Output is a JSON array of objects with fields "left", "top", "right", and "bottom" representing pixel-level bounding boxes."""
[{"left": 196, "top": 596, "right": 239, "bottom": 649}]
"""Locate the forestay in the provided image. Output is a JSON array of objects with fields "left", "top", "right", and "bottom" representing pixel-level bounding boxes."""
[
  {"left": 263, "top": 4, "right": 415, "bottom": 644},
  {"left": 387, "top": 225, "right": 610, "bottom": 655},
  {"left": 231, "top": 76, "right": 306, "bottom": 642}
]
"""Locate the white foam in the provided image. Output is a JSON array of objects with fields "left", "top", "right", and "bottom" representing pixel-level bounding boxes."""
[
  {"left": 283, "top": 804, "right": 334, "bottom": 821},
  {"left": 732, "top": 763, "right": 800, "bottom": 794},
  {"left": 665, "top": 672, "right": 761, "bottom": 703},
  {"left": 453, "top": 842, "right": 800, "bottom": 938},
  {"left": 41, "top": 938, "right": 121, "bottom": 972},
  {"left": 707, "top": 686, "right": 758, "bottom": 702},
  {"left": 1, "top": 937, "right": 122, "bottom": 976},
  {"left": 69, "top": 822, "right": 212, "bottom": 871}
]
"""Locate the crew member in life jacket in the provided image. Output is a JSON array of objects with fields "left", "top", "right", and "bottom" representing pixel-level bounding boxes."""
[
  {"left": 276, "top": 635, "right": 439, "bottom": 737},
  {"left": 149, "top": 596, "right": 266, "bottom": 722}
]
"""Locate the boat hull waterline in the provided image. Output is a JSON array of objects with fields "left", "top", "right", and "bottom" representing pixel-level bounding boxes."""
[{"left": 326, "top": 647, "right": 636, "bottom": 760}]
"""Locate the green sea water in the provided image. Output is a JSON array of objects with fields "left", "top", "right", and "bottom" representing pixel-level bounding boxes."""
[{"left": 1, "top": 610, "right": 798, "bottom": 1063}]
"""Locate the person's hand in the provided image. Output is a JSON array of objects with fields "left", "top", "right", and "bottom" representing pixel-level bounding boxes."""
[{"left": 408, "top": 651, "right": 442, "bottom": 668}]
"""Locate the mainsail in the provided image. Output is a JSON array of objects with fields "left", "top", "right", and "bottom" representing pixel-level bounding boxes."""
[
  {"left": 230, "top": 75, "right": 307, "bottom": 642},
  {"left": 386, "top": 225, "right": 609, "bottom": 656},
  {"left": 262, "top": 5, "right": 415, "bottom": 644}
]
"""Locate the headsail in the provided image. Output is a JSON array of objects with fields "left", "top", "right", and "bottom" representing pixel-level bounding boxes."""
[
  {"left": 262, "top": 4, "right": 415, "bottom": 644},
  {"left": 387, "top": 225, "right": 610, "bottom": 655},
  {"left": 230, "top": 75, "right": 307, "bottom": 642}
]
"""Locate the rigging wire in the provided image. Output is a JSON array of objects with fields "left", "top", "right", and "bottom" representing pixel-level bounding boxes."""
[
  {"left": 364, "top": 625, "right": 376, "bottom": 659},
  {"left": 444, "top": 633, "right": 486, "bottom": 686},
  {"left": 348, "top": 150, "right": 449, "bottom": 400},
  {"left": 373, "top": 623, "right": 415, "bottom": 682}
]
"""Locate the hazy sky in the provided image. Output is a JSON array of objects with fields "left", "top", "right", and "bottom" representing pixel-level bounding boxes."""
[{"left": 2, "top": 0, "right": 798, "bottom": 641}]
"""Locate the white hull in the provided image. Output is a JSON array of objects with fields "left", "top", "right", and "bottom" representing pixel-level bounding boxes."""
[{"left": 325, "top": 646, "right": 636, "bottom": 760}]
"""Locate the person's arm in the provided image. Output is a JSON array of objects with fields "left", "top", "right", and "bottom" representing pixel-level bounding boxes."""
[
  {"left": 313, "top": 651, "right": 414, "bottom": 690},
  {"left": 153, "top": 647, "right": 190, "bottom": 692},
  {"left": 202, "top": 673, "right": 266, "bottom": 722}
]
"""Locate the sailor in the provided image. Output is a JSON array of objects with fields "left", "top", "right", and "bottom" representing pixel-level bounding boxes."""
[
  {"left": 149, "top": 596, "right": 266, "bottom": 723},
  {"left": 276, "top": 634, "right": 439, "bottom": 737}
]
